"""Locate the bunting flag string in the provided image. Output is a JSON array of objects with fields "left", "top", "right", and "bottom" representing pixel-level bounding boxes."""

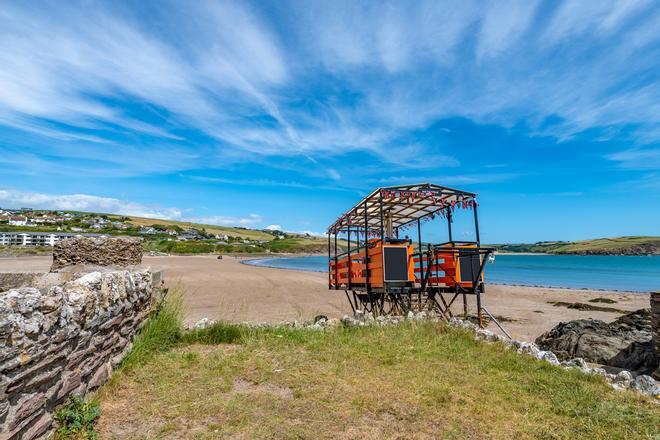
[
  {"left": 378, "top": 189, "right": 477, "bottom": 212},
  {"left": 331, "top": 191, "right": 478, "bottom": 233}
]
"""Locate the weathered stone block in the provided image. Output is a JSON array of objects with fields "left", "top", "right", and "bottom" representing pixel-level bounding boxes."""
[
  {"left": 0, "top": 400, "right": 8, "bottom": 423},
  {"left": 24, "top": 367, "right": 63, "bottom": 391},
  {"left": 0, "top": 346, "right": 19, "bottom": 366},
  {"left": 10, "top": 393, "right": 45, "bottom": 430},
  {"left": 98, "top": 314, "right": 124, "bottom": 331},
  {"left": 20, "top": 412, "right": 52, "bottom": 440},
  {"left": 56, "top": 372, "right": 81, "bottom": 400},
  {"left": 51, "top": 236, "right": 143, "bottom": 270},
  {"left": 6, "top": 353, "right": 66, "bottom": 386},
  {"left": 88, "top": 363, "right": 110, "bottom": 390}
]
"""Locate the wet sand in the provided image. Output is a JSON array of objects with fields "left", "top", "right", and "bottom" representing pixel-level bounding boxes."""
[{"left": 0, "top": 254, "right": 651, "bottom": 341}]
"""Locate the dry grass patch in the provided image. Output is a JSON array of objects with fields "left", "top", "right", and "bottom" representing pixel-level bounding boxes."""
[{"left": 96, "top": 323, "right": 659, "bottom": 439}]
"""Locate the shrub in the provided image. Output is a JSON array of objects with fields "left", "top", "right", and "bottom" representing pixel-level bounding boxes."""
[{"left": 54, "top": 396, "right": 100, "bottom": 439}]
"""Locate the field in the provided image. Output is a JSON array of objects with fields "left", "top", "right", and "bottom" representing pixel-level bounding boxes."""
[
  {"left": 91, "top": 299, "right": 660, "bottom": 439},
  {"left": 492, "top": 236, "right": 660, "bottom": 255},
  {"left": 110, "top": 215, "right": 274, "bottom": 241},
  {"left": 143, "top": 237, "right": 332, "bottom": 254}
]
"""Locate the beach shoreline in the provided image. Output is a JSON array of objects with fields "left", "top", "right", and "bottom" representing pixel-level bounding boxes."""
[
  {"left": 0, "top": 254, "right": 651, "bottom": 341},
  {"left": 241, "top": 256, "right": 654, "bottom": 294}
]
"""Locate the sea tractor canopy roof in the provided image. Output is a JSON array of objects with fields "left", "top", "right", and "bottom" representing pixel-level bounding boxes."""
[{"left": 328, "top": 183, "right": 477, "bottom": 234}]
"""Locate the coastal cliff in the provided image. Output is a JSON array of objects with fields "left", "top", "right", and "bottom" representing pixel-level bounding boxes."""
[{"left": 493, "top": 236, "right": 660, "bottom": 256}]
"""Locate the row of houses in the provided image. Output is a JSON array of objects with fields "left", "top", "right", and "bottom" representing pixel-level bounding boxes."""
[
  {"left": 0, "top": 232, "right": 110, "bottom": 247},
  {"left": 1, "top": 214, "right": 68, "bottom": 227}
]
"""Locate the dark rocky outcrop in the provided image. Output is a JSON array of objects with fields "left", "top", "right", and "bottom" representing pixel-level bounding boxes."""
[
  {"left": 535, "top": 309, "right": 657, "bottom": 374},
  {"left": 51, "top": 236, "right": 142, "bottom": 271},
  {"left": 566, "top": 243, "right": 660, "bottom": 256},
  {"left": 651, "top": 292, "right": 659, "bottom": 380}
]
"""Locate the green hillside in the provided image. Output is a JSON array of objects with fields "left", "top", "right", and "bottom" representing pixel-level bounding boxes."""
[
  {"left": 116, "top": 215, "right": 274, "bottom": 241},
  {"left": 492, "top": 236, "right": 660, "bottom": 255}
]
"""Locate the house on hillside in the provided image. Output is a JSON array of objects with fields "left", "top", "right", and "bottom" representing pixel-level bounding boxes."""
[
  {"left": 178, "top": 229, "right": 201, "bottom": 241},
  {"left": 111, "top": 221, "right": 129, "bottom": 230},
  {"left": 8, "top": 216, "right": 30, "bottom": 226}
]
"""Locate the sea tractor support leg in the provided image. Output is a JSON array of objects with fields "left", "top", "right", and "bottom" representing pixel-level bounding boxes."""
[
  {"left": 476, "top": 288, "right": 483, "bottom": 328},
  {"left": 345, "top": 290, "right": 356, "bottom": 314}
]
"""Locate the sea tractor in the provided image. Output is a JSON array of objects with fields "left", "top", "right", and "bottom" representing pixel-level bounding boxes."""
[{"left": 327, "top": 183, "right": 495, "bottom": 326}]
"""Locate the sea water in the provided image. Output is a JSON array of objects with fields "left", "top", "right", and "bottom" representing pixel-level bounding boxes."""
[{"left": 245, "top": 254, "right": 660, "bottom": 292}]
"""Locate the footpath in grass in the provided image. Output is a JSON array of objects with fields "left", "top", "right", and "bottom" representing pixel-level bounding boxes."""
[{"left": 92, "top": 299, "right": 659, "bottom": 439}]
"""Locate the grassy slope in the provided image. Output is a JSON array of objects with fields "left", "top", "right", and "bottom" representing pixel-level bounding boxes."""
[
  {"left": 96, "top": 304, "right": 659, "bottom": 439},
  {"left": 492, "top": 236, "right": 660, "bottom": 255},
  {"left": 115, "top": 215, "right": 274, "bottom": 241},
  {"left": 143, "top": 237, "right": 335, "bottom": 254}
]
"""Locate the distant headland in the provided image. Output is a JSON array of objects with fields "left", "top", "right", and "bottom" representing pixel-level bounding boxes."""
[{"left": 489, "top": 236, "right": 660, "bottom": 256}]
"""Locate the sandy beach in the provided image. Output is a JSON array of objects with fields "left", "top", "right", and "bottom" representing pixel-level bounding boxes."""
[{"left": 0, "top": 254, "right": 651, "bottom": 341}]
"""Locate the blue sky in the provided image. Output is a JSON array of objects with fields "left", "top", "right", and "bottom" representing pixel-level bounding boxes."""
[{"left": 1, "top": 0, "right": 659, "bottom": 242}]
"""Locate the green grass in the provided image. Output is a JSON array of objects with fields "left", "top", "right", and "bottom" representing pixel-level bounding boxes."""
[
  {"left": 125, "top": 216, "right": 274, "bottom": 241},
  {"left": 263, "top": 237, "right": 331, "bottom": 253},
  {"left": 95, "top": 302, "right": 660, "bottom": 439},
  {"left": 118, "top": 292, "right": 184, "bottom": 370},
  {"left": 143, "top": 239, "right": 268, "bottom": 254},
  {"left": 491, "top": 236, "right": 660, "bottom": 255},
  {"left": 142, "top": 237, "right": 339, "bottom": 255},
  {"left": 182, "top": 322, "right": 244, "bottom": 345}
]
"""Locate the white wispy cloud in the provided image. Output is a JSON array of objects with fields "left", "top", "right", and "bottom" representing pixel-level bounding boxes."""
[
  {"left": 607, "top": 148, "right": 660, "bottom": 170},
  {"left": 476, "top": 0, "right": 539, "bottom": 60},
  {"left": 0, "top": 189, "right": 183, "bottom": 219},
  {"left": 374, "top": 173, "right": 520, "bottom": 186},
  {"left": 0, "top": 0, "right": 659, "bottom": 180},
  {"left": 0, "top": 189, "right": 264, "bottom": 227}
]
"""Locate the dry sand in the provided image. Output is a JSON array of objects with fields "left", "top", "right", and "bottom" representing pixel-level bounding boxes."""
[{"left": 0, "top": 254, "right": 651, "bottom": 341}]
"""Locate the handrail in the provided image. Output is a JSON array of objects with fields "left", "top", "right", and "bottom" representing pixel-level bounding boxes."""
[
  {"left": 480, "top": 306, "right": 513, "bottom": 340},
  {"left": 331, "top": 241, "right": 378, "bottom": 260},
  {"left": 330, "top": 242, "right": 494, "bottom": 262}
]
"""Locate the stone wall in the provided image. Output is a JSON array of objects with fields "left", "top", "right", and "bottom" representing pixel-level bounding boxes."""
[
  {"left": 0, "top": 268, "right": 157, "bottom": 439},
  {"left": 51, "top": 237, "right": 143, "bottom": 271},
  {"left": 652, "top": 292, "right": 660, "bottom": 380}
]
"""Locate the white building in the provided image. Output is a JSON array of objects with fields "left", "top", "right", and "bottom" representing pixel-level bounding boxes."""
[
  {"left": 8, "top": 216, "right": 29, "bottom": 226},
  {"left": 0, "top": 232, "right": 59, "bottom": 246},
  {"left": 0, "top": 232, "right": 110, "bottom": 247}
]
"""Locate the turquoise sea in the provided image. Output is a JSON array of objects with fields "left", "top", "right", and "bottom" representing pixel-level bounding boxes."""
[{"left": 245, "top": 254, "right": 660, "bottom": 292}]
